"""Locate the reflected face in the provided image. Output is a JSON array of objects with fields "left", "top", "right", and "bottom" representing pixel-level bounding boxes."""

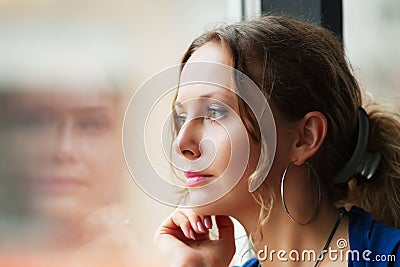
[
  {"left": 5, "top": 89, "right": 124, "bottom": 220},
  {"left": 173, "top": 42, "right": 260, "bottom": 212}
]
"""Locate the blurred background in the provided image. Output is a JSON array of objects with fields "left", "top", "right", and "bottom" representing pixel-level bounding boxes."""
[{"left": 0, "top": 0, "right": 398, "bottom": 266}]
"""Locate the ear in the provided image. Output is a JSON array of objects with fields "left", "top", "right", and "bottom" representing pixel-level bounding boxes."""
[{"left": 291, "top": 111, "right": 327, "bottom": 165}]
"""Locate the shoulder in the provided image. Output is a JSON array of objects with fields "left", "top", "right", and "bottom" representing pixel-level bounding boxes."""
[{"left": 348, "top": 206, "right": 400, "bottom": 266}]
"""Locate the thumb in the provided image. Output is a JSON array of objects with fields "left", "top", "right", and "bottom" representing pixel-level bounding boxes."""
[{"left": 215, "top": 215, "right": 235, "bottom": 242}]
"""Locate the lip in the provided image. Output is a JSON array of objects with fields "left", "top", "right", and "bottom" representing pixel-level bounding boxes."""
[
  {"left": 184, "top": 171, "right": 214, "bottom": 187},
  {"left": 34, "top": 176, "right": 84, "bottom": 193}
]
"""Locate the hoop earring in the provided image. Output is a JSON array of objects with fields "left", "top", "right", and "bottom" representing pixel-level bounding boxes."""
[{"left": 280, "top": 162, "right": 321, "bottom": 225}]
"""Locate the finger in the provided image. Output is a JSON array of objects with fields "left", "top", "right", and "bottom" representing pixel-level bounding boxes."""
[
  {"left": 171, "top": 210, "right": 196, "bottom": 239},
  {"left": 156, "top": 215, "right": 187, "bottom": 242},
  {"left": 178, "top": 209, "right": 207, "bottom": 234},
  {"left": 157, "top": 210, "right": 194, "bottom": 240},
  {"left": 203, "top": 215, "right": 213, "bottom": 229}
]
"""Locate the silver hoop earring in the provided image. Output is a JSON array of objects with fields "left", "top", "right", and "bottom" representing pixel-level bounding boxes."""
[{"left": 280, "top": 162, "right": 321, "bottom": 225}]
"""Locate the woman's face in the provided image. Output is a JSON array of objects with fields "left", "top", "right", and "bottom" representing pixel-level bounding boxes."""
[
  {"left": 4, "top": 88, "right": 125, "bottom": 221},
  {"left": 173, "top": 42, "right": 260, "bottom": 214}
]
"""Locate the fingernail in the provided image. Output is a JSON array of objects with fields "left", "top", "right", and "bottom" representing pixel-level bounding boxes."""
[
  {"left": 197, "top": 221, "right": 205, "bottom": 233},
  {"left": 204, "top": 217, "right": 212, "bottom": 229},
  {"left": 189, "top": 229, "right": 196, "bottom": 240}
]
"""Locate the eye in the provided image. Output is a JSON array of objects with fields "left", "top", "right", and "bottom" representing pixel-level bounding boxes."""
[
  {"left": 207, "top": 105, "right": 227, "bottom": 121},
  {"left": 77, "top": 116, "right": 110, "bottom": 133},
  {"left": 14, "top": 112, "right": 51, "bottom": 130},
  {"left": 174, "top": 112, "right": 187, "bottom": 132}
]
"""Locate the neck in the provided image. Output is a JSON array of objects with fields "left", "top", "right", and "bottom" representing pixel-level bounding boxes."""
[{"left": 235, "top": 199, "right": 349, "bottom": 267}]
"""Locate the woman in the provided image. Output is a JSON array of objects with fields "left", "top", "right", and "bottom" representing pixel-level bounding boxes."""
[{"left": 155, "top": 16, "right": 400, "bottom": 266}]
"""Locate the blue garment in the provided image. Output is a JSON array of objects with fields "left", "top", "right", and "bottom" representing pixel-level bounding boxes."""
[
  {"left": 240, "top": 258, "right": 259, "bottom": 267},
  {"left": 237, "top": 207, "right": 400, "bottom": 267},
  {"left": 348, "top": 207, "right": 400, "bottom": 266}
]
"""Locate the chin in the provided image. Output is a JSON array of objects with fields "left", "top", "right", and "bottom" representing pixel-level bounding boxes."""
[
  {"left": 189, "top": 196, "right": 233, "bottom": 216},
  {"left": 32, "top": 196, "right": 91, "bottom": 222},
  {"left": 191, "top": 184, "right": 255, "bottom": 218}
]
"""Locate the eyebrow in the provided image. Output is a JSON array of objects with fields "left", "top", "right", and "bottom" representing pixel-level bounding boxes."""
[
  {"left": 13, "top": 105, "right": 114, "bottom": 116},
  {"left": 174, "top": 90, "right": 235, "bottom": 107}
]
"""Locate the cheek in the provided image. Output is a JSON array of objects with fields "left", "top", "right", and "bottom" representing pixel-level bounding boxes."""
[
  {"left": 12, "top": 129, "right": 51, "bottom": 155},
  {"left": 213, "top": 129, "right": 254, "bottom": 185},
  {"left": 7, "top": 132, "right": 52, "bottom": 177},
  {"left": 213, "top": 130, "right": 232, "bottom": 172},
  {"left": 80, "top": 135, "right": 124, "bottom": 173}
]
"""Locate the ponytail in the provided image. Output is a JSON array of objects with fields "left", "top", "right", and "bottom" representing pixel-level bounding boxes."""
[{"left": 356, "top": 98, "right": 400, "bottom": 228}]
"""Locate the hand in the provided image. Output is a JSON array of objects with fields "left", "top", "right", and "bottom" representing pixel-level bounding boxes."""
[{"left": 155, "top": 209, "right": 236, "bottom": 267}]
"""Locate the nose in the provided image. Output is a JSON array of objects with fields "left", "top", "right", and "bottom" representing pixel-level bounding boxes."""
[
  {"left": 176, "top": 118, "right": 202, "bottom": 160},
  {"left": 52, "top": 119, "right": 77, "bottom": 163}
]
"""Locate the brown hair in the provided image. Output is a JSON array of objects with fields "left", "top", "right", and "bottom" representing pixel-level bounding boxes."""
[{"left": 179, "top": 16, "right": 400, "bottom": 228}]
